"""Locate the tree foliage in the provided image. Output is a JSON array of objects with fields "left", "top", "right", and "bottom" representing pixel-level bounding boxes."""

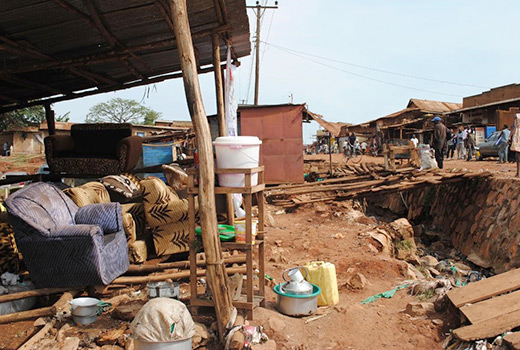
[
  {"left": 0, "top": 105, "right": 45, "bottom": 132},
  {"left": 86, "top": 98, "right": 161, "bottom": 124}
]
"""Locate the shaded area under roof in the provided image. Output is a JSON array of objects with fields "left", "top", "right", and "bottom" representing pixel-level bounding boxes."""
[{"left": 0, "top": 0, "right": 251, "bottom": 113}]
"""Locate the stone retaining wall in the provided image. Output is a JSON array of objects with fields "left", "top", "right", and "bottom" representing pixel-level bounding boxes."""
[{"left": 368, "top": 177, "right": 520, "bottom": 273}]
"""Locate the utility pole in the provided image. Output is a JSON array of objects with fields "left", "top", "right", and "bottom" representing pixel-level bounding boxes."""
[{"left": 247, "top": 1, "right": 278, "bottom": 105}]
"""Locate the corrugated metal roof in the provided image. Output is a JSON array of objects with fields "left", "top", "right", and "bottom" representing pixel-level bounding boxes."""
[
  {"left": 444, "top": 96, "right": 520, "bottom": 114},
  {"left": 408, "top": 99, "right": 462, "bottom": 113},
  {"left": 0, "top": 0, "right": 251, "bottom": 112}
]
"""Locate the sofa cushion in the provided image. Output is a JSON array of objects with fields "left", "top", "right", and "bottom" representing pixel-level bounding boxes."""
[
  {"left": 75, "top": 203, "right": 123, "bottom": 234},
  {"left": 101, "top": 174, "right": 142, "bottom": 200}
]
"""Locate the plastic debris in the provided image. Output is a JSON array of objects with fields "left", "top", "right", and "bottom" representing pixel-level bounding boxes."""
[{"left": 360, "top": 284, "right": 409, "bottom": 304}]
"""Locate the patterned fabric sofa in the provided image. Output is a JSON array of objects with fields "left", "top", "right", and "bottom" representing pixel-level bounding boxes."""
[
  {"left": 63, "top": 181, "right": 147, "bottom": 264},
  {"left": 44, "top": 123, "right": 142, "bottom": 176},
  {"left": 140, "top": 177, "right": 197, "bottom": 256},
  {"left": 5, "top": 182, "right": 129, "bottom": 288}
]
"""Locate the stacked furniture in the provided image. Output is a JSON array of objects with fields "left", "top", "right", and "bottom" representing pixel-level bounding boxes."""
[
  {"left": 44, "top": 123, "right": 142, "bottom": 176},
  {"left": 5, "top": 182, "right": 129, "bottom": 288},
  {"left": 63, "top": 179, "right": 147, "bottom": 264},
  {"left": 139, "top": 176, "right": 197, "bottom": 257}
]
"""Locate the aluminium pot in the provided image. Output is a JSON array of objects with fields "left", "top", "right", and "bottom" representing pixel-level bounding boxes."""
[
  {"left": 273, "top": 283, "right": 321, "bottom": 317},
  {"left": 134, "top": 337, "right": 192, "bottom": 350}
]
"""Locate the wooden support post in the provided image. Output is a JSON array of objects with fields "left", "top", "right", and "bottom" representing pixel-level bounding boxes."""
[
  {"left": 212, "top": 32, "right": 234, "bottom": 226},
  {"left": 170, "top": 0, "right": 234, "bottom": 340},
  {"left": 44, "top": 104, "right": 56, "bottom": 135}
]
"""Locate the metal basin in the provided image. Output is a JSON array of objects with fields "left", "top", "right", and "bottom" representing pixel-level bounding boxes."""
[{"left": 273, "top": 283, "right": 321, "bottom": 317}]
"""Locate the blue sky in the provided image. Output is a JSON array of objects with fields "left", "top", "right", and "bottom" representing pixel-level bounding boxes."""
[{"left": 53, "top": 0, "right": 520, "bottom": 143}]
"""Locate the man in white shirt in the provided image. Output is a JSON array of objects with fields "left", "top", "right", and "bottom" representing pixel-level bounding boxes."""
[{"left": 410, "top": 135, "right": 419, "bottom": 148}]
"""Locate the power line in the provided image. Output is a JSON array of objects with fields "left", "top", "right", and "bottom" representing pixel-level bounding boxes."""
[
  {"left": 262, "top": 41, "right": 490, "bottom": 90},
  {"left": 265, "top": 42, "right": 465, "bottom": 98}
]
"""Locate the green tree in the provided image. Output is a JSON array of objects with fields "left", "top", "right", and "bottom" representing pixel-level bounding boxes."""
[
  {"left": 143, "top": 110, "right": 160, "bottom": 125},
  {"left": 86, "top": 98, "right": 161, "bottom": 124},
  {"left": 0, "top": 105, "right": 45, "bottom": 132}
]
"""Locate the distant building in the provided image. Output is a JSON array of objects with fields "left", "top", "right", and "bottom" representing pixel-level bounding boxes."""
[
  {"left": 445, "top": 84, "right": 520, "bottom": 139},
  {"left": 0, "top": 121, "right": 193, "bottom": 155},
  {"left": 340, "top": 98, "right": 461, "bottom": 145}
]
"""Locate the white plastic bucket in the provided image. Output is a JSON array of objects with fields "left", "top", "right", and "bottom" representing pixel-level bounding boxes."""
[{"left": 213, "top": 136, "right": 262, "bottom": 187}]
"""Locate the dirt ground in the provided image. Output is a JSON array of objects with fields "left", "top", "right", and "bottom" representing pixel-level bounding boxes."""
[
  {"left": 253, "top": 201, "right": 448, "bottom": 350},
  {"left": 0, "top": 153, "right": 506, "bottom": 349},
  {"left": 0, "top": 154, "right": 45, "bottom": 174}
]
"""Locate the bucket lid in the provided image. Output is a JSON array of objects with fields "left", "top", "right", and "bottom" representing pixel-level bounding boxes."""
[{"left": 213, "top": 136, "right": 262, "bottom": 145}]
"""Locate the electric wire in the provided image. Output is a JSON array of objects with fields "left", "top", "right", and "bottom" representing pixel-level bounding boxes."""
[
  {"left": 262, "top": 41, "right": 489, "bottom": 90},
  {"left": 262, "top": 41, "right": 469, "bottom": 97}
]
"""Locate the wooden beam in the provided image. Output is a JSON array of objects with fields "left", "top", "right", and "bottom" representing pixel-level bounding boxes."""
[
  {"left": 0, "top": 94, "right": 21, "bottom": 103},
  {"left": 0, "top": 65, "right": 220, "bottom": 114},
  {"left": 155, "top": 0, "right": 175, "bottom": 31},
  {"left": 126, "top": 254, "right": 246, "bottom": 274},
  {"left": 2, "top": 75, "right": 64, "bottom": 95},
  {"left": 171, "top": 0, "right": 234, "bottom": 340},
  {"left": 83, "top": 0, "right": 147, "bottom": 80},
  {"left": 0, "top": 32, "right": 118, "bottom": 86},
  {"left": 44, "top": 104, "right": 56, "bottom": 135},
  {"left": 113, "top": 266, "right": 246, "bottom": 284},
  {"left": 0, "top": 25, "right": 229, "bottom": 77}
]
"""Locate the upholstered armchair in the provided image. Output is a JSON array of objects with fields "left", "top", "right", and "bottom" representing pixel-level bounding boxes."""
[
  {"left": 44, "top": 123, "right": 142, "bottom": 176},
  {"left": 5, "top": 182, "right": 129, "bottom": 288},
  {"left": 140, "top": 177, "right": 197, "bottom": 256}
]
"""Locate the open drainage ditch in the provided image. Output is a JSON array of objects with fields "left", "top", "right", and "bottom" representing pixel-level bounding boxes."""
[{"left": 365, "top": 176, "right": 520, "bottom": 274}]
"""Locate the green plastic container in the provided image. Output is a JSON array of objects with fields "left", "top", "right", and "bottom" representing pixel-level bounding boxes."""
[{"left": 195, "top": 225, "right": 235, "bottom": 242}]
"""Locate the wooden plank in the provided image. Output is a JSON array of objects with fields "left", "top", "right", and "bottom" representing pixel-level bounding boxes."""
[
  {"left": 504, "top": 332, "right": 520, "bottom": 350},
  {"left": 447, "top": 268, "right": 520, "bottom": 308},
  {"left": 459, "top": 289, "right": 520, "bottom": 324},
  {"left": 454, "top": 308, "right": 520, "bottom": 341}
]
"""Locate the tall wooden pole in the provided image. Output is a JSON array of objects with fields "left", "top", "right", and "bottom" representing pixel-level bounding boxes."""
[
  {"left": 44, "top": 104, "right": 56, "bottom": 135},
  {"left": 213, "top": 33, "right": 226, "bottom": 137},
  {"left": 254, "top": 4, "right": 261, "bottom": 105},
  {"left": 171, "top": 0, "right": 234, "bottom": 340},
  {"left": 212, "top": 32, "right": 235, "bottom": 225}
]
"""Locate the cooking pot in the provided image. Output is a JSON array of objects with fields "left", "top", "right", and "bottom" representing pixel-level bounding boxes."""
[
  {"left": 70, "top": 297, "right": 100, "bottom": 325},
  {"left": 280, "top": 267, "right": 313, "bottom": 295},
  {"left": 274, "top": 283, "right": 321, "bottom": 317}
]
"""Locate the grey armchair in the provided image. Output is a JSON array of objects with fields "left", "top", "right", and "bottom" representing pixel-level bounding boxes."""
[{"left": 5, "top": 182, "right": 129, "bottom": 288}]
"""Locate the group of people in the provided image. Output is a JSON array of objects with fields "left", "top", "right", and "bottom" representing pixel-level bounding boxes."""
[
  {"left": 341, "top": 132, "right": 375, "bottom": 157},
  {"left": 444, "top": 125, "right": 477, "bottom": 161},
  {"left": 431, "top": 115, "right": 520, "bottom": 177}
]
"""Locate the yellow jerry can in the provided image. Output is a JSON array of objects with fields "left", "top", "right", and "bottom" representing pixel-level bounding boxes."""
[{"left": 304, "top": 261, "right": 339, "bottom": 306}]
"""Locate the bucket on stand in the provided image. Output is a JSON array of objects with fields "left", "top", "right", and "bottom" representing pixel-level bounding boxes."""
[{"left": 213, "top": 136, "right": 262, "bottom": 187}]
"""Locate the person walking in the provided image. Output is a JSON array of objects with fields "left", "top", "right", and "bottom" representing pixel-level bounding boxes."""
[
  {"left": 509, "top": 115, "right": 520, "bottom": 177},
  {"left": 447, "top": 128, "right": 456, "bottom": 159},
  {"left": 466, "top": 129, "right": 476, "bottom": 161},
  {"left": 498, "top": 124, "right": 511, "bottom": 163},
  {"left": 431, "top": 116, "right": 447, "bottom": 169},
  {"left": 455, "top": 128, "right": 464, "bottom": 159}
]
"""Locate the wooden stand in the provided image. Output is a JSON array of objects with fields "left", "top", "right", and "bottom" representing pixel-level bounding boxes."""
[
  {"left": 187, "top": 167, "right": 266, "bottom": 319},
  {"left": 382, "top": 141, "right": 420, "bottom": 170}
]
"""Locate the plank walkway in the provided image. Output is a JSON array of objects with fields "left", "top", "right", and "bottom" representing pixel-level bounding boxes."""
[{"left": 447, "top": 268, "right": 520, "bottom": 341}]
